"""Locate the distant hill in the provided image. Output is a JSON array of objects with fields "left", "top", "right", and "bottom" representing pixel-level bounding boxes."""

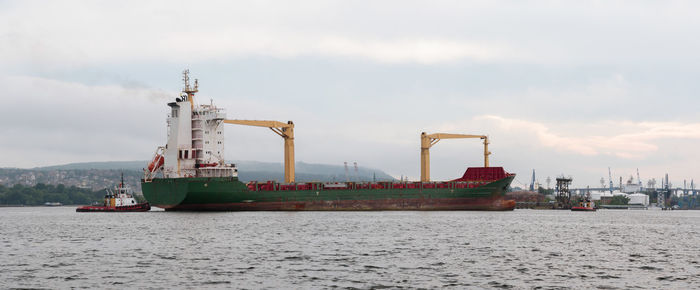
[
  {"left": 33, "top": 161, "right": 145, "bottom": 171},
  {"left": 0, "top": 168, "right": 144, "bottom": 193},
  {"left": 235, "top": 161, "right": 395, "bottom": 182},
  {"left": 13, "top": 160, "right": 395, "bottom": 184},
  {"left": 0, "top": 160, "right": 395, "bottom": 205}
]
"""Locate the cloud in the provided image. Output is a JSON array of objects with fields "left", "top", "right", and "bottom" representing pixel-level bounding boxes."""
[
  {"left": 157, "top": 33, "right": 512, "bottom": 64},
  {"left": 0, "top": 1, "right": 518, "bottom": 67},
  {"left": 312, "top": 37, "right": 510, "bottom": 64},
  {"left": 0, "top": 75, "right": 173, "bottom": 167},
  {"left": 2, "top": 0, "right": 700, "bottom": 185},
  {"left": 479, "top": 115, "right": 700, "bottom": 159},
  {"left": 0, "top": 28, "right": 512, "bottom": 66},
  {"left": 10, "top": 0, "right": 700, "bottom": 67}
]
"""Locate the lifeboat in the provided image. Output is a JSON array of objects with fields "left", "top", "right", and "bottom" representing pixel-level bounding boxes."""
[
  {"left": 148, "top": 154, "right": 164, "bottom": 172},
  {"left": 195, "top": 162, "right": 219, "bottom": 168}
]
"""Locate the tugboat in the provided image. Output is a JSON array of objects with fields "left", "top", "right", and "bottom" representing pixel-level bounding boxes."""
[
  {"left": 76, "top": 174, "right": 150, "bottom": 212},
  {"left": 571, "top": 192, "right": 596, "bottom": 211}
]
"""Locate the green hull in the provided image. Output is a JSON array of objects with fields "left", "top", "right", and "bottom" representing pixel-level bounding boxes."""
[{"left": 141, "top": 176, "right": 516, "bottom": 211}]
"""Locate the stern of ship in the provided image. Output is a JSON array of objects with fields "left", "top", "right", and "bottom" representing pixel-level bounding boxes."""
[{"left": 141, "top": 178, "right": 189, "bottom": 209}]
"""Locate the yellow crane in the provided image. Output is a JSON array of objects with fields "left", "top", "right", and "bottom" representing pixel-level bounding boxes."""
[
  {"left": 420, "top": 132, "right": 490, "bottom": 182},
  {"left": 223, "top": 120, "right": 295, "bottom": 183}
]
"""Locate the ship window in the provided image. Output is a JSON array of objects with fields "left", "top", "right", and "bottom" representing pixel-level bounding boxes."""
[
  {"left": 217, "top": 131, "right": 221, "bottom": 134},
  {"left": 172, "top": 108, "right": 178, "bottom": 118},
  {"left": 184, "top": 151, "right": 189, "bottom": 159},
  {"left": 179, "top": 150, "right": 182, "bottom": 159},
  {"left": 205, "top": 131, "right": 209, "bottom": 134}
]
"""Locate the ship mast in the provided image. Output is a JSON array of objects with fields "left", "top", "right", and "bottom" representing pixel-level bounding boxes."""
[{"left": 182, "top": 69, "right": 199, "bottom": 110}]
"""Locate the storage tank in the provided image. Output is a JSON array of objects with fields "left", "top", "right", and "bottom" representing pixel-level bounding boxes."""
[{"left": 628, "top": 193, "right": 649, "bottom": 206}]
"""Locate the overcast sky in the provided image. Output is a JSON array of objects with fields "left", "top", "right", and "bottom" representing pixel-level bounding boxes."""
[{"left": 1, "top": 1, "right": 699, "bottom": 188}]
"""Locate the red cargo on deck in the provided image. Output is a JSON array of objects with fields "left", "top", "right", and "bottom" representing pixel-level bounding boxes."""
[{"left": 453, "top": 167, "right": 511, "bottom": 182}]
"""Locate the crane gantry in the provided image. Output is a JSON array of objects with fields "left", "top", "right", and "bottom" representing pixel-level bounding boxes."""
[
  {"left": 223, "top": 119, "right": 295, "bottom": 183},
  {"left": 420, "top": 132, "right": 490, "bottom": 182}
]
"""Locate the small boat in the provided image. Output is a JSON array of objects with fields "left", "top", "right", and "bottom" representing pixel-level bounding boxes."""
[
  {"left": 76, "top": 174, "right": 150, "bottom": 212},
  {"left": 571, "top": 199, "right": 596, "bottom": 211}
]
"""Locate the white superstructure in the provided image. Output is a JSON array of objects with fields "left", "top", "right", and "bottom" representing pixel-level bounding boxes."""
[
  {"left": 622, "top": 170, "right": 643, "bottom": 193},
  {"left": 107, "top": 183, "right": 138, "bottom": 206},
  {"left": 145, "top": 70, "right": 237, "bottom": 180}
]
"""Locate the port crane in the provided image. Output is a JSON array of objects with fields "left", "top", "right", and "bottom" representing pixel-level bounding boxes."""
[
  {"left": 420, "top": 132, "right": 490, "bottom": 182},
  {"left": 608, "top": 167, "right": 614, "bottom": 194},
  {"left": 223, "top": 120, "right": 295, "bottom": 183}
]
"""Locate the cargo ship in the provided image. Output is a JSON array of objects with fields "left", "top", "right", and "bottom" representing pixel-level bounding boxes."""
[{"left": 141, "top": 70, "right": 516, "bottom": 211}]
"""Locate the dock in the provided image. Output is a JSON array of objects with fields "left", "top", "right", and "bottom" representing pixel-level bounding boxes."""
[{"left": 599, "top": 204, "right": 648, "bottom": 210}]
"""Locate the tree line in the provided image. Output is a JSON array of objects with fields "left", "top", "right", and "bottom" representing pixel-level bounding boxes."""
[{"left": 0, "top": 183, "right": 106, "bottom": 206}]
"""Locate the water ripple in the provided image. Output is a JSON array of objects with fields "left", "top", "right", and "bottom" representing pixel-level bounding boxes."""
[{"left": 0, "top": 207, "right": 698, "bottom": 289}]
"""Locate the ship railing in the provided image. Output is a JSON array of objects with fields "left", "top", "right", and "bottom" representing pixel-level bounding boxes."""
[{"left": 244, "top": 180, "right": 488, "bottom": 192}]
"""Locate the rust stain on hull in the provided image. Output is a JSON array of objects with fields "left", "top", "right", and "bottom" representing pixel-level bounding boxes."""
[{"left": 166, "top": 197, "right": 516, "bottom": 211}]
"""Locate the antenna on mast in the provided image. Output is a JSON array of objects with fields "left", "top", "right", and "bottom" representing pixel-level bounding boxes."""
[
  {"left": 353, "top": 162, "right": 358, "bottom": 181},
  {"left": 182, "top": 69, "right": 198, "bottom": 108},
  {"left": 183, "top": 70, "right": 188, "bottom": 89}
]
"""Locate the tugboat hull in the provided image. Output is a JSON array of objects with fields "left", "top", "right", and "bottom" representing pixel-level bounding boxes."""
[
  {"left": 76, "top": 203, "right": 151, "bottom": 212},
  {"left": 571, "top": 206, "right": 596, "bottom": 211}
]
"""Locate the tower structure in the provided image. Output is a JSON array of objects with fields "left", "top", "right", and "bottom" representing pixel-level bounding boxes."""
[
  {"left": 637, "top": 168, "right": 642, "bottom": 187},
  {"left": 692, "top": 179, "right": 695, "bottom": 195},
  {"left": 555, "top": 176, "right": 573, "bottom": 209},
  {"left": 658, "top": 187, "right": 666, "bottom": 209},
  {"left": 608, "top": 167, "right": 614, "bottom": 194}
]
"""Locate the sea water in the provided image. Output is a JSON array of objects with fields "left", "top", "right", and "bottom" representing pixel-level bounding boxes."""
[{"left": 1, "top": 207, "right": 698, "bottom": 289}]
